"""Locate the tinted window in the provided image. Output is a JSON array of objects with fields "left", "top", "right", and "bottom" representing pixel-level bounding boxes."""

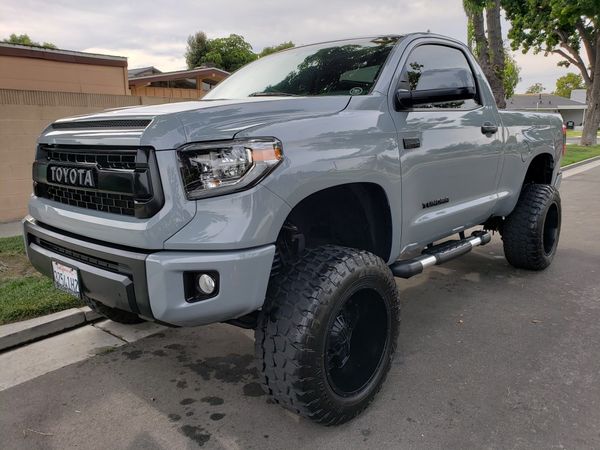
[
  {"left": 204, "top": 37, "right": 400, "bottom": 99},
  {"left": 399, "top": 44, "right": 480, "bottom": 109}
]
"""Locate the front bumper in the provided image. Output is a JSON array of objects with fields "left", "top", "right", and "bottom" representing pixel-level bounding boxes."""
[{"left": 23, "top": 217, "right": 275, "bottom": 326}]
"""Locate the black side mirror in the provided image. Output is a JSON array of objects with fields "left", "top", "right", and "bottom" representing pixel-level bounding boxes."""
[{"left": 396, "top": 86, "right": 476, "bottom": 109}]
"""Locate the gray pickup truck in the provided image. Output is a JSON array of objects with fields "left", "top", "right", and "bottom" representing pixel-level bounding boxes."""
[{"left": 24, "top": 33, "right": 564, "bottom": 425}]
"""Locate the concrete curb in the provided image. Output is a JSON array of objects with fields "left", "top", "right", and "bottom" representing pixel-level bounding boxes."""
[
  {"left": 0, "top": 306, "right": 100, "bottom": 352},
  {"left": 562, "top": 155, "right": 600, "bottom": 171}
]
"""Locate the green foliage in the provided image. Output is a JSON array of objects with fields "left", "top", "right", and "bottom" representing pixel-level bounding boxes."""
[
  {"left": 554, "top": 73, "right": 585, "bottom": 98},
  {"left": 185, "top": 32, "right": 257, "bottom": 72},
  {"left": 185, "top": 31, "right": 210, "bottom": 69},
  {"left": 2, "top": 33, "right": 56, "bottom": 49},
  {"left": 502, "top": 0, "right": 597, "bottom": 83},
  {"left": 503, "top": 51, "right": 521, "bottom": 99},
  {"left": 561, "top": 144, "right": 600, "bottom": 167},
  {"left": 525, "top": 82, "right": 545, "bottom": 94},
  {"left": 259, "top": 41, "right": 295, "bottom": 58},
  {"left": 204, "top": 34, "right": 257, "bottom": 72}
]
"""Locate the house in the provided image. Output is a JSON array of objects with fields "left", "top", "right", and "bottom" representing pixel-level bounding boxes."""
[
  {"left": 128, "top": 67, "right": 229, "bottom": 99},
  {"left": 570, "top": 89, "right": 587, "bottom": 104},
  {"left": 0, "top": 42, "right": 128, "bottom": 95},
  {"left": 505, "top": 93, "right": 587, "bottom": 128},
  {"left": 127, "top": 66, "right": 162, "bottom": 78}
]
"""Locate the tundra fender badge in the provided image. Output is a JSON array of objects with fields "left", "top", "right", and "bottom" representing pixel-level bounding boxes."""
[{"left": 422, "top": 197, "right": 449, "bottom": 209}]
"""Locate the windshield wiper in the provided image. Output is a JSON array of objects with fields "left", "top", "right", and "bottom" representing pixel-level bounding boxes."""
[{"left": 249, "top": 91, "right": 300, "bottom": 97}]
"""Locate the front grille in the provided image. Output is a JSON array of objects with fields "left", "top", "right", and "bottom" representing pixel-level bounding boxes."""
[
  {"left": 34, "top": 145, "right": 164, "bottom": 219},
  {"left": 46, "top": 149, "right": 137, "bottom": 170},
  {"left": 37, "top": 238, "right": 122, "bottom": 273},
  {"left": 46, "top": 185, "right": 135, "bottom": 216}
]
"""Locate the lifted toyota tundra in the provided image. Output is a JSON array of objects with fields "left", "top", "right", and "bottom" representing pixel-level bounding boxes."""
[{"left": 24, "top": 33, "right": 564, "bottom": 425}]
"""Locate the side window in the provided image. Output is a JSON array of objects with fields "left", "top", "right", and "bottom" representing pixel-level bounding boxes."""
[{"left": 399, "top": 44, "right": 480, "bottom": 110}]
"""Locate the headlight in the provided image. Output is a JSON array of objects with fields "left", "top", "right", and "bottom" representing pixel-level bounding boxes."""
[{"left": 177, "top": 138, "right": 283, "bottom": 199}]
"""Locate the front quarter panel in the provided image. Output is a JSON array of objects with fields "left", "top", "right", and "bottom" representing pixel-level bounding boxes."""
[{"left": 235, "top": 94, "right": 403, "bottom": 263}]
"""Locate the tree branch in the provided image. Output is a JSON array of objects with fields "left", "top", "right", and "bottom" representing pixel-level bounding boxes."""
[
  {"left": 553, "top": 30, "right": 593, "bottom": 86},
  {"left": 550, "top": 48, "right": 592, "bottom": 86}
]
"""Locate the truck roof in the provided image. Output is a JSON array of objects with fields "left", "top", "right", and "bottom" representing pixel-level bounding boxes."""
[{"left": 285, "top": 32, "right": 467, "bottom": 52}]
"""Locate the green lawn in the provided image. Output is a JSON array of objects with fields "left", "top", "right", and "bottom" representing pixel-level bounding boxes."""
[
  {"left": 566, "top": 130, "right": 600, "bottom": 139},
  {"left": 0, "top": 236, "right": 83, "bottom": 325},
  {"left": 562, "top": 145, "right": 600, "bottom": 167}
]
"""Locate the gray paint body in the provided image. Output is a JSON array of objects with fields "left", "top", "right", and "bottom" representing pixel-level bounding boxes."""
[{"left": 26, "top": 33, "right": 563, "bottom": 326}]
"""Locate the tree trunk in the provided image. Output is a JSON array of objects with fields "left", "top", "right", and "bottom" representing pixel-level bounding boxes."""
[
  {"left": 581, "top": 81, "right": 600, "bottom": 146},
  {"left": 580, "top": 35, "right": 600, "bottom": 146},
  {"left": 471, "top": 8, "right": 490, "bottom": 75},
  {"left": 485, "top": 0, "right": 506, "bottom": 108}
]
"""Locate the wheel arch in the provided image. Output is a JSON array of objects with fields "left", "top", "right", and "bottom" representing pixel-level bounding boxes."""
[
  {"left": 276, "top": 182, "right": 394, "bottom": 263},
  {"left": 523, "top": 152, "right": 555, "bottom": 186}
]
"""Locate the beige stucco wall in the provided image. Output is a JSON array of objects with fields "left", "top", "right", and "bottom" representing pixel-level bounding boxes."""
[
  {"left": 0, "top": 55, "right": 129, "bottom": 95},
  {"left": 0, "top": 89, "right": 187, "bottom": 223}
]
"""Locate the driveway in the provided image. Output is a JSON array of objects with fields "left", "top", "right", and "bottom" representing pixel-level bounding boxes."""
[{"left": 1, "top": 165, "right": 599, "bottom": 449}]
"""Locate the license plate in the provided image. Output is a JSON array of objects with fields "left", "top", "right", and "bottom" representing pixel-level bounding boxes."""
[{"left": 52, "top": 260, "right": 81, "bottom": 298}]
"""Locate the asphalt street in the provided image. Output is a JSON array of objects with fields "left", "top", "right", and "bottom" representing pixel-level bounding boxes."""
[{"left": 1, "top": 164, "right": 599, "bottom": 449}]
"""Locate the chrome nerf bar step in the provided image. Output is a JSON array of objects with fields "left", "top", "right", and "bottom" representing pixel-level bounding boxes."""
[{"left": 390, "top": 230, "right": 492, "bottom": 279}]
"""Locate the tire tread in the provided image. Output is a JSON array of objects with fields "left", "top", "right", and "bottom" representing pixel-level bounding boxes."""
[
  {"left": 502, "top": 183, "right": 561, "bottom": 270},
  {"left": 255, "top": 245, "right": 400, "bottom": 425}
]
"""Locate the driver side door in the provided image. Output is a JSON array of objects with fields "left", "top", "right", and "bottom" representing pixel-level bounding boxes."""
[{"left": 390, "top": 42, "right": 503, "bottom": 252}]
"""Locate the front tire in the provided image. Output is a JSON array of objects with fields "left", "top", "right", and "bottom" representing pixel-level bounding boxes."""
[
  {"left": 502, "top": 184, "right": 561, "bottom": 270},
  {"left": 255, "top": 245, "right": 400, "bottom": 425}
]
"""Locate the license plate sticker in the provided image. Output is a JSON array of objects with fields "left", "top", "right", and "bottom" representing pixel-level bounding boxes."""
[{"left": 52, "top": 261, "right": 81, "bottom": 298}]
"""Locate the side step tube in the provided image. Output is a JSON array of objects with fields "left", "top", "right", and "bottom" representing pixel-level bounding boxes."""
[{"left": 390, "top": 231, "right": 492, "bottom": 279}]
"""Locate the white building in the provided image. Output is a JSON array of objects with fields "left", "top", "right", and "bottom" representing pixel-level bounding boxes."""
[{"left": 506, "top": 93, "right": 587, "bottom": 128}]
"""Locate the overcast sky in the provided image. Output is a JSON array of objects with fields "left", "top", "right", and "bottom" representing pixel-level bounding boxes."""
[{"left": 0, "top": 0, "right": 579, "bottom": 94}]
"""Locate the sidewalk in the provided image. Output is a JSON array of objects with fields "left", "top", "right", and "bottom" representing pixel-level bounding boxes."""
[
  {"left": 0, "top": 220, "right": 21, "bottom": 238},
  {"left": 0, "top": 319, "right": 167, "bottom": 391}
]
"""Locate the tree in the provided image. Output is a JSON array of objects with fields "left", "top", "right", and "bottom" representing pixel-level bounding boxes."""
[
  {"left": 185, "top": 32, "right": 210, "bottom": 69},
  {"left": 2, "top": 33, "right": 56, "bottom": 49},
  {"left": 525, "top": 82, "right": 545, "bottom": 94},
  {"left": 503, "top": 51, "right": 521, "bottom": 99},
  {"left": 464, "top": 0, "right": 506, "bottom": 108},
  {"left": 259, "top": 41, "right": 294, "bottom": 58},
  {"left": 204, "top": 34, "right": 257, "bottom": 72},
  {"left": 185, "top": 32, "right": 257, "bottom": 72},
  {"left": 502, "top": 0, "right": 600, "bottom": 145},
  {"left": 554, "top": 73, "right": 585, "bottom": 99}
]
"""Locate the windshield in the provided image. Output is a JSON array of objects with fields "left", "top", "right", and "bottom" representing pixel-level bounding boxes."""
[{"left": 204, "top": 36, "right": 401, "bottom": 99}]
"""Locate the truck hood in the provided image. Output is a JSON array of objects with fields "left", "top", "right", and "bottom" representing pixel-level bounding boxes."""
[{"left": 41, "top": 97, "right": 351, "bottom": 149}]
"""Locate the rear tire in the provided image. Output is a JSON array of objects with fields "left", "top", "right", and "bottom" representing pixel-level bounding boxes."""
[
  {"left": 86, "top": 298, "right": 144, "bottom": 324},
  {"left": 255, "top": 245, "right": 400, "bottom": 425},
  {"left": 501, "top": 184, "right": 561, "bottom": 270}
]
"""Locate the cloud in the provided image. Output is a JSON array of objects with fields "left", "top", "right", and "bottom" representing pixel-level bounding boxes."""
[{"left": 0, "top": 0, "right": 580, "bottom": 93}]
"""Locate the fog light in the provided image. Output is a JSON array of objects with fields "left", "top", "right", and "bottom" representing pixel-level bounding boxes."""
[
  {"left": 184, "top": 271, "right": 219, "bottom": 302},
  {"left": 197, "top": 273, "right": 216, "bottom": 294}
]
